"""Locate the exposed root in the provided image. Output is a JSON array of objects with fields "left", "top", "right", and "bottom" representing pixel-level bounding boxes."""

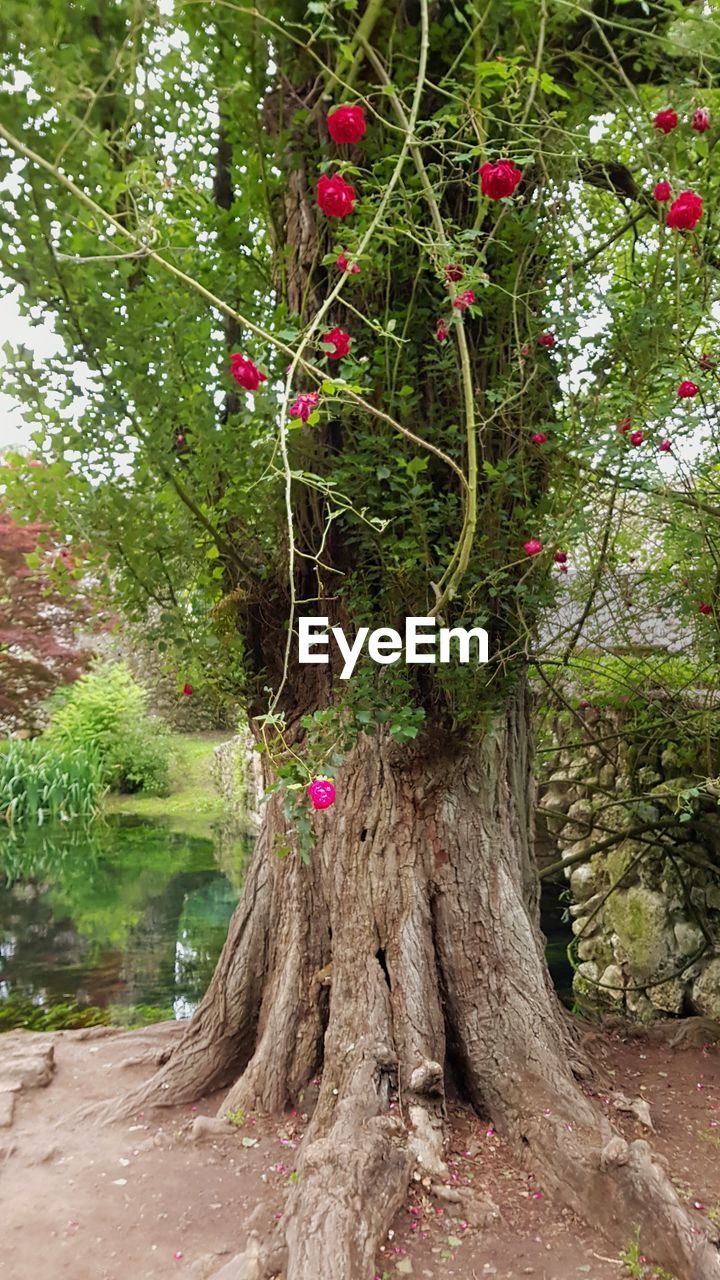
[
  {"left": 219, "top": 893, "right": 326, "bottom": 1117},
  {"left": 251, "top": 939, "right": 411, "bottom": 1277},
  {"left": 216, "top": 922, "right": 448, "bottom": 1280},
  {"left": 667, "top": 1016, "right": 720, "bottom": 1049},
  {"left": 428, "top": 1181, "right": 500, "bottom": 1229},
  {"left": 431, "top": 735, "right": 720, "bottom": 1279},
  {"left": 72, "top": 720, "right": 720, "bottom": 1278}
]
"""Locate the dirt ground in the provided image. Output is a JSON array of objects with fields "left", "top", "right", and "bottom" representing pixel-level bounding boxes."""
[{"left": 0, "top": 1019, "right": 717, "bottom": 1280}]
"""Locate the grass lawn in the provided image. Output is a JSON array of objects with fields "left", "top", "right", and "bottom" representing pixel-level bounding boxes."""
[{"left": 105, "top": 731, "right": 234, "bottom": 836}]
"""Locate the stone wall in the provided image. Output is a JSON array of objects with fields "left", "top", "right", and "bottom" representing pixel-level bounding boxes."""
[
  {"left": 212, "top": 729, "right": 264, "bottom": 832},
  {"left": 539, "top": 698, "right": 720, "bottom": 1021}
]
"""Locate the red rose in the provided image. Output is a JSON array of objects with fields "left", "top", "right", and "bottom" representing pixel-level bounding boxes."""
[
  {"left": 182, "top": 682, "right": 194, "bottom": 697},
  {"left": 554, "top": 551, "right": 568, "bottom": 564},
  {"left": 327, "top": 106, "right": 366, "bottom": 145},
  {"left": 654, "top": 180, "right": 671, "bottom": 203},
  {"left": 452, "top": 289, "right": 475, "bottom": 310},
  {"left": 230, "top": 353, "right": 267, "bottom": 391},
  {"left": 678, "top": 380, "right": 699, "bottom": 398},
  {"left": 336, "top": 251, "right": 360, "bottom": 274},
  {"left": 435, "top": 318, "right": 450, "bottom": 343},
  {"left": 523, "top": 538, "right": 543, "bottom": 556},
  {"left": 538, "top": 332, "right": 555, "bottom": 348},
  {"left": 480, "top": 160, "right": 522, "bottom": 200},
  {"left": 289, "top": 391, "right": 320, "bottom": 423},
  {"left": 531, "top": 432, "right": 548, "bottom": 444},
  {"left": 666, "top": 191, "right": 703, "bottom": 231},
  {"left": 317, "top": 174, "right": 357, "bottom": 218},
  {"left": 692, "top": 108, "right": 710, "bottom": 134},
  {"left": 617, "top": 417, "right": 632, "bottom": 434},
  {"left": 629, "top": 430, "right": 644, "bottom": 447},
  {"left": 658, "top": 439, "right": 671, "bottom": 453},
  {"left": 699, "top": 602, "right": 713, "bottom": 616},
  {"left": 308, "top": 777, "right": 336, "bottom": 810},
  {"left": 653, "top": 108, "right": 678, "bottom": 134},
  {"left": 558, "top": 564, "right": 568, "bottom": 574},
  {"left": 445, "top": 263, "right": 464, "bottom": 282},
  {"left": 321, "top": 326, "right": 351, "bottom": 360}
]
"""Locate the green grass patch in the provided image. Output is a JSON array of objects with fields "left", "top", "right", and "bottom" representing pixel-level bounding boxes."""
[{"left": 104, "top": 732, "right": 233, "bottom": 834}]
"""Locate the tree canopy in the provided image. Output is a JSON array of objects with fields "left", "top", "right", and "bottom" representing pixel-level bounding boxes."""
[{"left": 2, "top": 0, "right": 720, "bottom": 751}]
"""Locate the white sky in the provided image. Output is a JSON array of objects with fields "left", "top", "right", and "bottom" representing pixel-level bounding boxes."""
[{"left": 0, "top": 288, "right": 62, "bottom": 451}]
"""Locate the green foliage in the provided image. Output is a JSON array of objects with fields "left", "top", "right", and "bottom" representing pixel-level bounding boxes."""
[
  {"left": 259, "top": 670, "right": 426, "bottom": 860},
  {"left": 2, "top": 0, "right": 720, "bottom": 816},
  {"left": 539, "top": 652, "right": 720, "bottom": 784},
  {"left": 0, "top": 995, "right": 109, "bottom": 1032},
  {"left": 45, "top": 664, "right": 170, "bottom": 795},
  {"left": 0, "top": 995, "right": 173, "bottom": 1032},
  {"left": 620, "top": 1234, "right": 647, "bottom": 1278},
  {"left": 225, "top": 1106, "right": 247, "bottom": 1128},
  {"left": 107, "top": 1003, "right": 175, "bottom": 1029},
  {"left": 0, "top": 738, "right": 103, "bottom": 825}
]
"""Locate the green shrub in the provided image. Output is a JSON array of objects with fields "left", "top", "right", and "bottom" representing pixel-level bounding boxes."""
[
  {"left": 0, "top": 739, "right": 104, "bottom": 825},
  {"left": 45, "top": 664, "right": 170, "bottom": 795}
]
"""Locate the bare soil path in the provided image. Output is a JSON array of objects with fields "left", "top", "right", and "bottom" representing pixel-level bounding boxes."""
[{"left": 0, "top": 1020, "right": 717, "bottom": 1280}]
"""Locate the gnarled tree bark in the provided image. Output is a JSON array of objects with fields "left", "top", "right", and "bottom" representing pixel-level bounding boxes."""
[{"left": 101, "top": 682, "right": 720, "bottom": 1280}]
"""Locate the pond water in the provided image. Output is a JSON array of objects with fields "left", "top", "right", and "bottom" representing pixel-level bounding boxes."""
[
  {"left": 0, "top": 816, "right": 251, "bottom": 1032},
  {"left": 0, "top": 817, "right": 574, "bottom": 1032},
  {"left": 541, "top": 880, "right": 575, "bottom": 1007}
]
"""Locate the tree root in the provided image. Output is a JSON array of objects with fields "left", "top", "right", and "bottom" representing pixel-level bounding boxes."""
[{"left": 80, "top": 726, "right": 720, "bottom": 1278}]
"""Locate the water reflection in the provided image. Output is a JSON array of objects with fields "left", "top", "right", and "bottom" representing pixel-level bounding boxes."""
[{"left": 0, "top": 817, "right": 250, "bottom": 1030}]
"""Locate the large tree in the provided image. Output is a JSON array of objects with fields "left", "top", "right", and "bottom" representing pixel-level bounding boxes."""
[{"left": 2, "top": 0, "right": 720, "bottom": 1275}]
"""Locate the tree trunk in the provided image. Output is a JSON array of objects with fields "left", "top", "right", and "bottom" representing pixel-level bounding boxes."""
[{"left": 100, "top": 682, "right": 720, "bottom": 1280}]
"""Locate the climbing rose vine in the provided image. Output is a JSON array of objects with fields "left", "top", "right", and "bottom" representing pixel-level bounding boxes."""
[
  {"left": 479, "top": 160, "right": 522, "bottom": 200},
  {"left": 666, "top": 191, "right": 703, "bottom": 230},
  {"left": 327, "top": 105, "right": 367, "bottom": 144},
  {"left": 317, "top": 174, "right": 357, "bottom": 218},
  {"left": 336, "top": 252, "right": 360, "bottom": 274},
  {"left": 654, "top": 108, "right": 678, "bottom": 133},
  {"left": 322, "top": 327, "right": 351, "bottom": 360},
  {"left": 290, "top": 391, "right": 320, "bottom": 423},
  {"left": 230, "top": 353, "right": 267, "bottom": 391},
  {"left": 308, "top": 778, "right": 336, "bottom": 810}
]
